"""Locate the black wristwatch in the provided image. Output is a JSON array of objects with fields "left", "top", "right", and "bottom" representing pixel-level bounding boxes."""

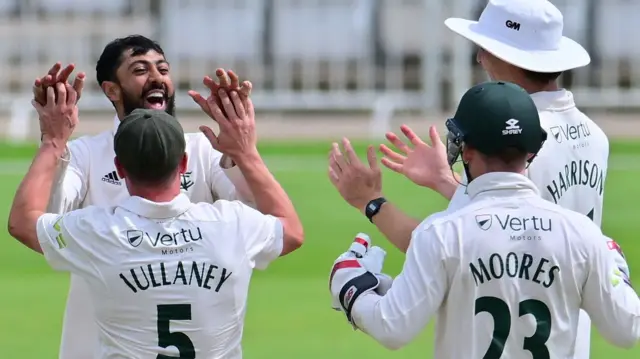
[{"left": 365, "top": 197, "right": 387, "bottom": 223}]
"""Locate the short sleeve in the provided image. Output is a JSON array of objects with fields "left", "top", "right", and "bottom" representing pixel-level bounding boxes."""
[
  {"left": 236, "top": 204, "right": 284, "bottom": 270},
  {"left": 36, "top": 212, "right": 99, "bottom": 277},
  {"left": 199, "top": 135, "right": 244, "bottom": 202}
]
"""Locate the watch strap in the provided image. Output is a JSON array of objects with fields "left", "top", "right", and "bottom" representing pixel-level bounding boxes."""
[{"left": 365, "top": 197, "right": 387, "bottom": 223}]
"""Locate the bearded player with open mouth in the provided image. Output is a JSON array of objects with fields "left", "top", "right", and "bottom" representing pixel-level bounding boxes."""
[{"left": 29, "top": 35, "right": 261, "bottom": 359}]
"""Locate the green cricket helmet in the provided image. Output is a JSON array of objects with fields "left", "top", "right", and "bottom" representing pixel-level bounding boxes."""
[{"left": 446, "top": 81, "right": 547, "bottom": 166}]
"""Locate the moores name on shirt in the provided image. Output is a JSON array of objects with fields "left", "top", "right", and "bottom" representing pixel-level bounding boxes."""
[
  {"left": 119, "top": 261, "right": 232, "bottom": 294},
  {"left": 470, "top": 252, "right": 560, "bottom": 289}
]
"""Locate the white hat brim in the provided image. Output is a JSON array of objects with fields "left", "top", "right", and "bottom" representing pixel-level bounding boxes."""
[{"left": 445, "top": 18, "right": 591, "bottom": 73}]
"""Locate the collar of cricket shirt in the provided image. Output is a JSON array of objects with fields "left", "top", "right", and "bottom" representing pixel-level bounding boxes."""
[
  {"left": 530, "top": 89, "right": 576, "bottom": 112},
  {"left": 119, "top": 193, "right": 194, "bottom": 219},
  {"left": 466, "top": 172, "right": 540, "bottom": 200}
]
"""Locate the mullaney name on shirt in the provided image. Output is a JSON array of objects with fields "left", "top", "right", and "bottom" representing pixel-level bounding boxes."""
[{"left": 119, "top": 261, "right": 232, "bottom": 294}]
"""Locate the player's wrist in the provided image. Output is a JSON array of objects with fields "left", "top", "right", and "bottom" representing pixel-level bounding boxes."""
[
  {"left": 40, "top": 137, "right": 67, "bottom": 158},
  {"left": 363, "top": 196, "right": 387, "bottom": 222},
  {"left": 233, "top": 149, "right": 263, "bottom": 168},
  {"left": 435, "top": 175, "right": 458, "bottom": 200}
]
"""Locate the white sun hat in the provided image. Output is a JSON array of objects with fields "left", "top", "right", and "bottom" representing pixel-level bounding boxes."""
[{"left": 444, "top": 0, "right": 591, "bottom": 73}]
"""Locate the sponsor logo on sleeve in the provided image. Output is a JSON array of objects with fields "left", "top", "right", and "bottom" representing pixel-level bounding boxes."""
[{"left": 52, "top": 216, "right": 67, "bottom": 249}]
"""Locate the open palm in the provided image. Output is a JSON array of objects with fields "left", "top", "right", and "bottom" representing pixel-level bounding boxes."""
[{"left": 379, "top": 125, "right": 455, "bottom": 192}]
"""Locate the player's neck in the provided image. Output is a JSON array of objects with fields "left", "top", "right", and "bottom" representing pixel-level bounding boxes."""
[
  {"left": 518, "top": 80, "right": 560, "bottom": 95},
  {"left": 115, "top": 107, "right": 126, "bottom": 121},
  {"left": 127, "top": 185, "right": 181, "bottom": 203}
]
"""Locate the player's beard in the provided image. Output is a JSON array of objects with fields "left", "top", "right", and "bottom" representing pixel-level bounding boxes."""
[{"left": 121, "top": 85, "right": 176, "bottom": 117}]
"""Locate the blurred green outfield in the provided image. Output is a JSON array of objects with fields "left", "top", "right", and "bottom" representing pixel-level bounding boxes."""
[{"left": 0, "top": 140, "right": 639, "bottom": 358}]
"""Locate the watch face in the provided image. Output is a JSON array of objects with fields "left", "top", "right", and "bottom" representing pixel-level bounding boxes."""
[{"left": 365, "top": 198, "right": 386, "bottom": 222}]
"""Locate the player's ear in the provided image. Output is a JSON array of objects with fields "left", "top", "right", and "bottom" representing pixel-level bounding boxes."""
[
  {"left": 461, "top": 145, "right": 474, "bottom": 164},
  {"left": 178, "top": 153, "right": 188, "bottom": 174},
  {"left": 114, "top": 157, "right": 126, "bottom": 179},
  {"left": 102, "top": 81, "right": 120, "bottom": 102}
]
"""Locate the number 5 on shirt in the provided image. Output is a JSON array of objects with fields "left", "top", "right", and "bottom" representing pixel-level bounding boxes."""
[{"left": 157, "top": 304, "right": 195, "bottom": 359}]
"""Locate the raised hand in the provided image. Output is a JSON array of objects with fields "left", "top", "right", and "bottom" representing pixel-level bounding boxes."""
[
  {"left": 198, "top": 88, "right": 257, "bottom": 161},
  {"left": 328, "top": 139, "right": 383, "bottom": 212},
  {"left": 32, "top": 82, "right": 79, "bottom": 147},
  {"left": 33, "top": 62, "right": 85, "bottom": 106},
  {"left": 188, "top": 68, "right": 252, "bottom": 119},
  {"left": 379, "top": 125, "right": 458, "bottom": 198}
]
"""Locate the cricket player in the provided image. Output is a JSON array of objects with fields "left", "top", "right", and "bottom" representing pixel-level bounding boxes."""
[
  {"left": 29, "top": 35, "right": 259, "bottom": 359},
  {"left": 8, "top": 82, "right": 304, "bottom": 358},
  {"left": 343, "top": 1, "right": 608, "bottom": 357},
  {"left": 328, "top": 81, "right": 640, "bottom": 357}
]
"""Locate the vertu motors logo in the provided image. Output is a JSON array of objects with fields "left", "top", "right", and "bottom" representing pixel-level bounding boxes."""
[
  {"left": 475, "top": 214, "right": 492, "bottom": 231},
  {"left": 126, "top": 230, "right": 144, "bottom": 247}
]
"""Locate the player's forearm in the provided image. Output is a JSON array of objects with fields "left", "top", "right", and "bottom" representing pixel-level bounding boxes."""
[
  {"left": 235, "top": 151, "right": 303, "bottom": 254},
  {"left": 9, "top": 141, "right": 65, "bottom": 253},
  {"left": 435, "top": 173, "right": 460, "bottom": 201},
  {"left": 591, "top": 287, "right": 640, "bottom": 348},
  {"left": 369, "top": 202, "right": 420, "bottom": 253},
  {"left": 350, "top": 293, "right": 411, "bottom": 350},
  {"left": 46, "top": 149, "right": 72, "bottom": 213},
  {"left": 220, "top": 155, "right": 255, "bottom": 205}
]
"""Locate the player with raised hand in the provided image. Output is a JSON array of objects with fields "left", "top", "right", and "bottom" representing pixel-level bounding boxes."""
[
  {"left": 334, "top": 2, "right": 610, "bottom": 356},
  {"left": 9, "top": 78, "right": 304, "bottom": 358},
  {"left": 26, "top": 35, "right": 262, "bottom": 359},
  {"left": 327, "top": 81, "right": 639, "bottom": 357}
]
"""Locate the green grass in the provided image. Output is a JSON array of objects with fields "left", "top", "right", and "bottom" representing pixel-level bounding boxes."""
[{"left": 0, "top": 140, "right": 639, "bottom": 358}]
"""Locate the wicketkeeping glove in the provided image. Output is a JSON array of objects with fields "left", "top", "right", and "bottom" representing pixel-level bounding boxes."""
[{"left": 328, "top": 233, "right": 393, "bottom": 327}]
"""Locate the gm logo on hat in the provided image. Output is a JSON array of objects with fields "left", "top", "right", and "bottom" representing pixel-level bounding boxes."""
[{"left": 505, "top": 20, "right": 520, "bottom": 31}]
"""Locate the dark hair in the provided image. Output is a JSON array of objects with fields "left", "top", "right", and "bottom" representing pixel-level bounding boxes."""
[
  {"left": 483, "top": 147, "right": 530, "bottom": 168},
  {"left": 522, "top": 70, "right": 562, "bottom": 85},
  {"left": 96, "top": 35, "right": 165, "bottom": 86}
]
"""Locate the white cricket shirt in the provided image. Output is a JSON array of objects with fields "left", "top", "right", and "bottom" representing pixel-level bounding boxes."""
[
  {"left": 48, "top": 117, "right": 255, "bottom": 359},
  {"left": 37, "top": 194, "right": 283, "bottom": 358},
  {"left": 446, "top": 89, "right": 609, "bottom": 358},
  {"left": 448, "top": 89, "right": 609, "bottom": 225},
  {"left": 351, "top": 173, "right": 640, "bottom": 357}
]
